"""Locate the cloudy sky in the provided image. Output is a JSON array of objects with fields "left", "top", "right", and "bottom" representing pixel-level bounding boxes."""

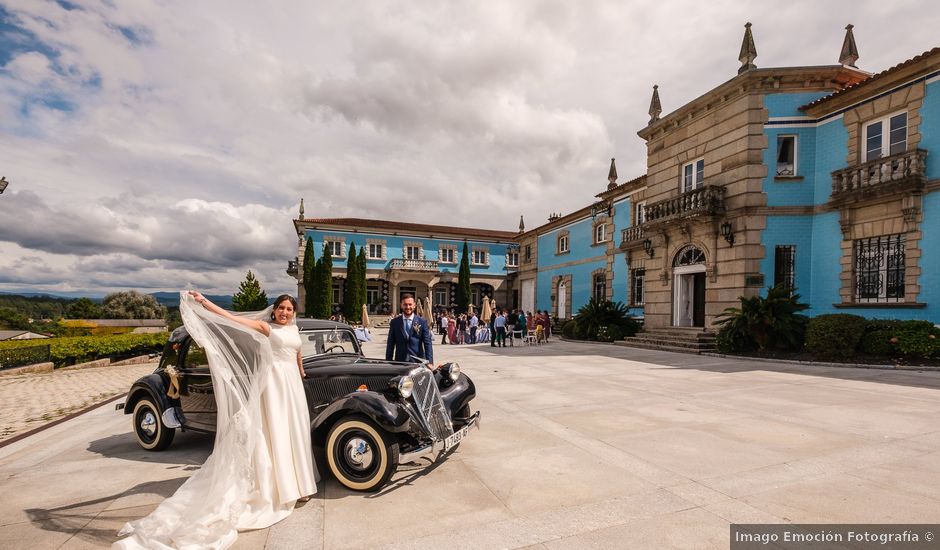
[{"left": 0, "top": 0, "right": 937, "bottom": 298}]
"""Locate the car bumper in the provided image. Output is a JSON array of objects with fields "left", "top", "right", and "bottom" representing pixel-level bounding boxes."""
[{"left": 399, "top": 410, "right": 481, "bottom": 464}]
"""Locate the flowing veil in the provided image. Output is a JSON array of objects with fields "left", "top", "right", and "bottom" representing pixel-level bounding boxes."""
[{"left": 114, "top": 293, "right": 288, "bottom": 550}]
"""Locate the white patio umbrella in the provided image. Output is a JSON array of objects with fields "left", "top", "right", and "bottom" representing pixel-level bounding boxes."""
[{"left": 424, "top": 296, "right": 433, "bottom": 328}]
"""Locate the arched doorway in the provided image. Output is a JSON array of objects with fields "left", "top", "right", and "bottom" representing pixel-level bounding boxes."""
[
  {"left": 557, "top": 280, "right": 568, "bottom": 320},
  {"left": 673, "top": 245, "right": 706, "bottom": 327}
]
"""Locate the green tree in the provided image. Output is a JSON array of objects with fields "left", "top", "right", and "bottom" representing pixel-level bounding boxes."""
[
  {"left": 343, "top": 243, "right": 361, "bottom": 322},
  {"left": 303, "top": 237, "right": 317, "bottom": 317},
  {"left": 456, "top": 242, "right": 471, "bottom": 313},
  {"left": 313, "top": 245, "right": 333, "bottom": 319},
  {"left": 66, "top": 297, "right": 102, "bottom": 319},
  {"left": 232, "top": 271, "right": 269, "bottom": 312},
  {"left": 0, "top": 307, "right": 32, "bottom": 330},
  {"left": 357, "top": 247, "right": 368, "bottom": 318},
  {"left": 101, "top": 291, "right": 167, "bottom": 319}
]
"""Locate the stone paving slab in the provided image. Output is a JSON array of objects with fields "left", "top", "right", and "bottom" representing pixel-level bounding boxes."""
[
  {"left": 3, "top": 332, "right": 940, "bottom": 549},
  {"left": 0, "top": 362, "right": 158, "bottom": 442}
]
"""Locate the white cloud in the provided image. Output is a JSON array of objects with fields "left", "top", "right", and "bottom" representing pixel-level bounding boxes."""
[{"left": 0, "top": 0, "right": 938, "bottom": 297}]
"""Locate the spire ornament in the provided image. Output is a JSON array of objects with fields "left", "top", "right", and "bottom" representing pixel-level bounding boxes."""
[
  {"left": 839, "top": 24, "right": 859, "bottom": 67},
  {"left": 607, "top": 158, "right": 618, "bottom": 190},
  {"left": 738, "top": 22, "right": 757, "bottom": 74},
  {"left": 518, "top": 215, "right": 525, "bottom": 233},
  {"left": 648, "top": 85, "right": 662, "bottom": 124},
  {"left": 299, "top": 198, "right": 305, "bottom": 220}
]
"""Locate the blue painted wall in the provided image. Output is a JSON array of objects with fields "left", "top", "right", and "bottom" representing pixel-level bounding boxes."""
[
  {"left": 812, "top": 118, "right": 849, "bottom": 206},
  {"left": 922, "top": 79, "right": 940, "bottom": 179},
  {"left": 303, "top": 229, "right": 511, "bottom": 276},
  {"left": 759, "top": 215, "right": 815, "bottom": 301},
  {"left": 764, "top": 91, "right": 830, "bottom": 118},
  {"left": 762, "top": 126, "right": 817, "bottom": 206},
  {"left": 536, "top": 259, "right": 607, "bottom": 315}
]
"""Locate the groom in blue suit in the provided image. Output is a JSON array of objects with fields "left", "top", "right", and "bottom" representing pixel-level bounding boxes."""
[{"left": 386, "top": 293, "right": 434, "bottom": 363}]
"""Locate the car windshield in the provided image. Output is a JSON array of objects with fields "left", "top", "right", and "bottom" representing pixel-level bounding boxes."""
[{"left": 300, "top": 328, "right": 362, "bottom": 358}]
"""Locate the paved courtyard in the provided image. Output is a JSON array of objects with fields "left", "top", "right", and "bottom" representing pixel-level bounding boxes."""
[{"left": 2, "top": 331, "right": 940, "bottom": 549}]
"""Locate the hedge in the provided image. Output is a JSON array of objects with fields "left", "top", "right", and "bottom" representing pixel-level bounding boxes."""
[
  {"left": 0, "top": 344, "right": 52, "bottom": 370},
  {"left": 804, "top": 314, "right": 868, "bottom": 358},
  {"left": 0, "top": 332, "right": 168, "bottom": 366}
]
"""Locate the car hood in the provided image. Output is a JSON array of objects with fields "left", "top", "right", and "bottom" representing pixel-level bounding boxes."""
[{"left": 301, "top": 356, "right": 421, "bottom": 378}]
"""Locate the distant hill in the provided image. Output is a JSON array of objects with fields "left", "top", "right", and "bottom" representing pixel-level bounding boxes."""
[{"left": 0, "top": 291, "right": 235, "bottom": 310}]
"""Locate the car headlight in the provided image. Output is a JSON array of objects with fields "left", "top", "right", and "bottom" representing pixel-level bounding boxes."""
[
  {"left": 444, "top": 362, "right": 460, "bottom": 382},
  {"left": 397, "top": 376, "right": 414, "bottom": 398}
]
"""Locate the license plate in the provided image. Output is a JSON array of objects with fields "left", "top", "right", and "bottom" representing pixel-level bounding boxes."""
[{"left": 444, "top": 425, "right": 470, "bottom": 451}]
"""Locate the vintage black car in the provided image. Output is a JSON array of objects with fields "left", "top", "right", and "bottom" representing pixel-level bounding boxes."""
[{"left": 119, "top": 319, "right": 479, "bottom": 492}]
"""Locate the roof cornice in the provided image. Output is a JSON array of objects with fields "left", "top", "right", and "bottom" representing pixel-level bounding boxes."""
[{"left": 637, "top": 65, "right": 868, "bottom": 141}]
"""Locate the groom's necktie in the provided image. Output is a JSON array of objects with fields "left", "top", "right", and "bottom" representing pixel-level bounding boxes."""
[{"left": 404, "top": 318, "right": 412, "bottom": 334}]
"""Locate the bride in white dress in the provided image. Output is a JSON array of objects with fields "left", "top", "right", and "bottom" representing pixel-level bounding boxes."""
[{"left": 113, "top": 292, "right": 318, "bottom": 550}]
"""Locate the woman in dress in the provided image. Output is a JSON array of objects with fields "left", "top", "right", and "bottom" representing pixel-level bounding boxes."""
[{"left": 114, "top": 292, "right": 317, "bottom": 550}]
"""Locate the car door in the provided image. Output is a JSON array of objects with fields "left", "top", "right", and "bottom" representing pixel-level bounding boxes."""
[{"left": 178, "top": 339, "right": 217, "bottom": 431}]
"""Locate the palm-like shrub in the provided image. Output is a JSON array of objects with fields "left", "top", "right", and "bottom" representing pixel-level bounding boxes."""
[
  {"left": 714, "top": 284, "right": 808, "bottom": 352},
  {"left": 571, "top": 298, "right": 639, "bottom": 341}
]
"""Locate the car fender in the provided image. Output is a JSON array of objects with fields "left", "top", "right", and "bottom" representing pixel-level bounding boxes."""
[
  {"left": 311, "top": 392, "right": 411, "bottom": 436},
  {"left": 124, "top": 373, "right": 172, "bottom": 416},
  {"left": 440, "top": 373, "right": 476, "bottom": 416}
]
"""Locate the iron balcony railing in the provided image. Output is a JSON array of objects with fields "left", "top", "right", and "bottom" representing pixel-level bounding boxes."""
[
  {"left": 643, "top": 184, "right": 726, "bottom": 225},
  {"left": 831, "top": 149, "right": 927, "bottom": 201},
  {"left": 385, "top": 258, "right": 439, "bottom": 271}
]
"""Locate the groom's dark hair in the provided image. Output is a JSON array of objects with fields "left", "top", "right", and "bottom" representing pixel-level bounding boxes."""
[{"left": 400, "top": 293, "right": 415, "bottom": 302}]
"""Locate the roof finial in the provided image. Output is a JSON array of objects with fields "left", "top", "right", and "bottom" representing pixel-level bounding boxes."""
[
  {"left": 299, "top": 198, "right": 305, "bottom": 220},
  {"left": 738, "top": 22, "right": 757, "bottom": 74},
  {"left": 839, "top": 24, "right": 859, "bottom": 67},
  {"left": 518, "top": 215, "right": 525, "bottom": 233},
  {"left": 648, "top": 85, "right": 662, "bottom": 124},
  {"left": 607, "top": 158, "right": 618, "bottom": 190}
]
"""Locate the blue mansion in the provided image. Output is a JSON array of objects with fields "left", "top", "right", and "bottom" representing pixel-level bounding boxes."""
[{"left": 290, "top": 26, "right": 940, "bottom": 327}]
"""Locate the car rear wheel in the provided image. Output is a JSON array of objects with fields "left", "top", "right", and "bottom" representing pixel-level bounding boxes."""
[
  {"left": 326, "top": 416, "right": 398, "bottom": 492},
  {"left": 133, "top": 396, "right": 175, "bottom": 451}
]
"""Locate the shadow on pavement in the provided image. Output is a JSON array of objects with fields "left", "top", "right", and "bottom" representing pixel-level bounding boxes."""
[
  {"left": 87, "top": 430, "right": 213, "bottom": 465},
  {"left": 25, "top": 477, "right": 188, "bottom": 546}
]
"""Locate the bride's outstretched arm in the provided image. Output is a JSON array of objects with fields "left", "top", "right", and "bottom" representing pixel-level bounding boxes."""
[{"left": 187, "top": 291, "right": 271, "bottom": 337}]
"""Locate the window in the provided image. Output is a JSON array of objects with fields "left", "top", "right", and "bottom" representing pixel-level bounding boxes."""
[
  {"left": 635, "top": 202, "right": 646, "bottom": 225},
  {"left": 593, "top": 274, "right": 607, "bottom": 302},
  {"left": 595, "top": 224, "right": 608, "bottom": 244},
  {"left": 366, "top": 288, "right": 379, "bottom": 306},
  {"left": 332, "top": 284, "right": 341, "bottom": 304},
  {"left": 367, "top": 243, "right": 384, "bottom": 259},
  {"left": 855, "top": 235, "right": 905, "bottom": 303},
  {"left": 472, "top": 248, "right": 488, "bottom": 265},
  {"left": 558, "top": 234, "right": 569, "bottom": 254},
  {"left": 405, "top": 245, "right": 421, "bottom": 260},
  {"left": 864, "top": 112, "right": 907, "bottom": 161},
  {"left": 434, "top": 288, "right": 448, "bottom": 306},
  {"left": 774, "top": 245, "right": 796, "bottom": 292},
  {"left": 439, "top": 247, "right": 456, "bottom": 264},
  {"left": 524, "top": 245, "right": 531, "bottom": 260},
  {"left": 631, "top": 268, "right": 645, "bottom": 306},
  {"left": 682, "top": 158, "right": 705, "bottom": 192},
  {"left": 507, "top": 251, "right": 519, "bottom": 267},
  {"left": 326, "top": 240, "right": 343, "bottom": 257},
  {"left": 776, "top": 135, "right": 797, "bottom": 176}
]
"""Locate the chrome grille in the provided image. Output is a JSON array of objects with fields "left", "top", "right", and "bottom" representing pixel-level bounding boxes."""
[{"left": 409, "top": 368, "right": 453, "bottom": 441}]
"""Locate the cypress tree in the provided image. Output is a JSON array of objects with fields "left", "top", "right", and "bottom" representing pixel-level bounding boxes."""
[
  {"left": 316, "top": 244, "right": 334, "bottom": 319},
  {"left": 303, "top": 237, "right": 316, "bottom": 317},
  {"left": 456, "top": 242, "right": 471, "bottom": 313},
  {"left": 357, "top": 247, "right": 368, "bottom": 319},
  {"left": 344, "top": 243, "right": 360, "bottom": 322},
  {"left": 232, "top": 271, "right": 269, "bottom": 311}
]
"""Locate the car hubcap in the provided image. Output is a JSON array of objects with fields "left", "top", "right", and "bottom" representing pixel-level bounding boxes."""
[
  {"left": 345, "top": 437, "right": 373, "bottom": 470},
  {"left": 139, "top": 410, "right": 157, "bottom": 437}
]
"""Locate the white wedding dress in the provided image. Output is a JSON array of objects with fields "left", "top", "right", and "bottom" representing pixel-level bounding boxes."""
[{"left": 113, "top": 294, "right": 318, "bottom": 550}]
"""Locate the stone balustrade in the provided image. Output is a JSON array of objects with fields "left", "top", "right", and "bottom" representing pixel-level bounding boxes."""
[
  {"left": 831, "top": 149, "right": 928, "bottom": 199},
  {"left": 643, "top": 184, "right": 726, "bottom": 225},
  {"left": 385, "top": 258, "right": 439, "bottom": 271}
]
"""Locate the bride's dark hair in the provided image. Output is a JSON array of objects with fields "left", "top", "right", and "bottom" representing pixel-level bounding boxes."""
[{"left": 270, "top": 294, "right": 298, "bottom": 320}]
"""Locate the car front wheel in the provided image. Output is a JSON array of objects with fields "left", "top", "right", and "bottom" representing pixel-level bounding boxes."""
[
  {"left": 133, "top": 396, "right": 175, "bottom": 451},
  {"left": 325, "top": 416, "right": 398, "bottom": 492}
]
